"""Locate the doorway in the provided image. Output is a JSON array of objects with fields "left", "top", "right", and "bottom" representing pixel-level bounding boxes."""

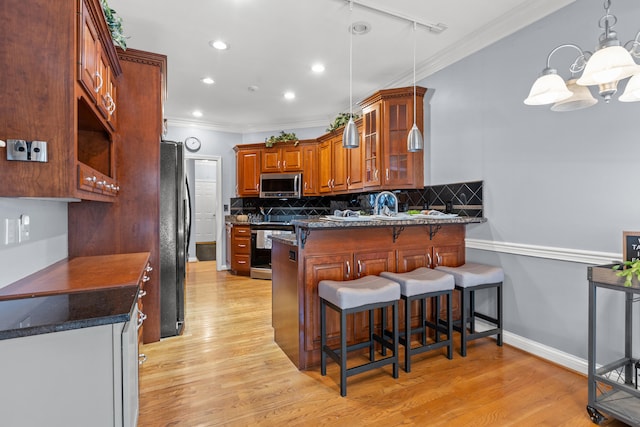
[{"left": 185, "top": 154, "right": 223, "bottom": 270}]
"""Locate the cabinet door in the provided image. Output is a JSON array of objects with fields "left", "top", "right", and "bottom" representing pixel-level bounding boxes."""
[
  {"left": 347, "top": 133, "right": 363, "bottom": 191},
  {"left": 432, "top": 243, "right": 464, "bottom": 320},
  {"left": 304, "top": 254, "right": 352, "bottom": 351},
  {"left": 281, "top": 146, "right": 302, "bottom": 171},
  {"left": 237, "top": 149, "right": 260, "bottom": 196},
  {"left": 96, "top": 48, "right": 111, "bottom": 119},
  {"left": 331, "top": 136, "right": 348, "bottom": 193},
  {"left": 353, "top": 250, "right": 396, "bottom": 342},
  {"left": 397, "top": 247, "right": 433, "bottom": 272},
  {"left": 318, "top": 140, "right": 333, "bottom": 194},
  {"left": 78, "top": 1, "right": 100, "bottom": 103},
  {"left": 302, "top": 144, "right": 319, "bottom": 195},
  {"left": 383, "top": 98, "right": 415, "bottom": 187},
  {"left": 363, "top": 103, "right": 381, "bottom": 188},
  {"left": 261, "top": 148, "right": 281, "bottom": 173}
]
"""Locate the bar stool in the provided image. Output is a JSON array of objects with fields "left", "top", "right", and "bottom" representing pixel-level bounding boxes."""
[
  {"left": 380, "top": 268, "right": 454, "bottom": 372},
  {"left": 435, "top": 262, "right": 504, "bottom": 357},
  {"left": 319, "top": 275, "right": 400, "bottom": 397}
]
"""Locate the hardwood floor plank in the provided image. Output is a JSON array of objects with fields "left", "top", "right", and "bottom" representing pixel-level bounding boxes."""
[{"left": 138, "top": 261, "right": 625, "bottom": 426}]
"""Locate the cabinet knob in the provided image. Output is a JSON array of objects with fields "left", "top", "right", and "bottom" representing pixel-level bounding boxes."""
[
  {"left": 138, "top": 311, "right": 147, "bottom": 327},
  {"left": 142, "top": 275, "right": 150, "bottom": 282},
  {"left": 138, "top": 289, "right": 147, "bottom": 298},
  {"left": 427, "top": 253, "right": 433, "bottom": 268},
  {"left": 386, "top": 168, "right": 389, "bottom": 181},
  {"left": 357, "top": 259, "right": 362, "bottom": 277},
  {"left": 145, "top": 265, "right": 153, "bottom": 272},
  {"left": 345, "top": 260, "right": 351, "bottom": 278},
  {"left": 138, "top": 353, "right": 147, "bottom": 365}
]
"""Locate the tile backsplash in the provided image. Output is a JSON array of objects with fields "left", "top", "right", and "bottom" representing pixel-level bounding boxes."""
[{"left": 230, "top": 180, "right": 483, "bottom": 222}]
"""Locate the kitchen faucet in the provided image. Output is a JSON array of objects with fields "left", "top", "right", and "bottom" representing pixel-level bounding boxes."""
[{"left": 373, "top": 191, "right": 398, "bottom": 216}]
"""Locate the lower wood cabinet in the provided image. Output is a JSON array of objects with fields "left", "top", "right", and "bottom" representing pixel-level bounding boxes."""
[
  {"left": 229, "top": 224, "right": 251, "bottom": 275},
  {"left": 293, "top": 224, "right": 465, "bottom": 369}
]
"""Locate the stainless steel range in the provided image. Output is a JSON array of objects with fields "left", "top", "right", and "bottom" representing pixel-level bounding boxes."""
[{"left": 250, "top": 222, "right": 295, "bottom": 280}]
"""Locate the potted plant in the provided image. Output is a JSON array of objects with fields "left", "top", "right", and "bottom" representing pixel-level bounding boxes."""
[
  {"left": 612, "top": 260, "right": 640, "bottom": 287},
  {"left": 100, "top": 0, "right": 127, "bottom": 50},
  {"left": 327, "top": 112, "right": 360, "bottom": 132},
  {"left": 264, "top": 131, "right": 298, "bottom": 148}
]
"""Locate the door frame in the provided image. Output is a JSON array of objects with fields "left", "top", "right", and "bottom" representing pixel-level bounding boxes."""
[{"left": 185, "top": 153, "right": 224, "bottom": 270}]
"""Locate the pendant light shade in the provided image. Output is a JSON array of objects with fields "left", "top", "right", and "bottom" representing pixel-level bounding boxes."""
[
  {"left": 343, "top": 1, "right": 359, "bottom": 149},
  {"left": 619, "top": 72, "right": 640, "bottom": 102},
  {"left": 407, "top": 123, "right": 424, "bottom": 152},
  {"left": 407, "top": 21, "right": 424, "bottom": 152},
  {"left": 576, "top": 45, "right": 640, "bottom": 86},
  {"left": 524, "top": 70, "right": 573, "bottom": 105},
  {"left": 550, "top": 79, "right": 597, "bottom": 111},
  {"left": 342, "top": 117, "right": 359, "bottom": 148}
]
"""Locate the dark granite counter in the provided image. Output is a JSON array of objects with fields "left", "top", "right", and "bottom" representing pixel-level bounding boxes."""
[
  {"left": 0, "top": 253, "right": 149, "bottom": 340},
  {"left": 291, "top": 215, "right": 486, "bottom": 229}
]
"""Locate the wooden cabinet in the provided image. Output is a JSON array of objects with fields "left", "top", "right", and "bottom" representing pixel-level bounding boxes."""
[
  {"left": 286, "top": 223, "right": 465, "bottom": 369},
  {"left": 301, "top": 143, "right": 319, "bottom": 196},
  {"left": 318, "top": 133, "right": 348, "bottom": 194},
  {"left": 261, "top": 145, "right": 302, "bottom": 173},
  {"left": 229, "top": 224, "right": 251, "bottom": 275},
  {"left": 69, "top": 49, "right": 167, "bottom": 344},
  {"left": 0, "top": 0, "right": 121, "bottom": 202},
  {"left": 235, "top": 147, "right": 261, "bottom": 197},
  {"left": 360, "top": 86, "right": 426, "bottom": 190}
]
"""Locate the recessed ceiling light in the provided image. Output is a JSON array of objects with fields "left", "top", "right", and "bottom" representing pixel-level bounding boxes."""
[
  {"left": 201, "top": 77, "right": 214, "bottom": 85},
  {"left": 311, "top": 63, "right": 325, "bottom": 73},
  {"left": 284, "top": 91, "right": 295, "bottom": 100},
  {"left": 248, "top": 85, "right": 259, "bottom": 92},
  {"left": 209, "top": 40, "right": 229, "bottom": 50},
  {"left": 350, "top": 21, "right": 371, "bottom": 35},
  {"left": 192, "top": 110, "right": 203, "bottom": 118}
]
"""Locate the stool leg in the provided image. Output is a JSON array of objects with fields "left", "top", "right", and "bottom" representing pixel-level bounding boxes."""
[
  {"left": 369, "top": 308, "right": 375, "bottom": 361},
  {"left": 446, "top": 291, "right": 453, "bottom": 360},
  {"left": 420, "top": 297, "right": 427, "bottom": 346},
  {"left": 497, "top": 282, "right": 503, "bottom": 347},
  {"left": 405, "top": 295, "right": 412, "bottom": 373},
  {"left": 321, "top": 298, "right": 327, "bottom": 376},
  {"left": 460, "top": 287, "right": 469, "bottom": 357},
  {"left": 392, "top": 300, "right": 399, "bottom": 379},
  {"left": 469, "top": 288, "right": 476, "bottom": 334},
  {"left": 434, "top": 295, "right": 441, "bottom": 344},
  {"left": 381, "top": 306, "right": 388, "bottom": 357},
  {"left": 340, "top": 309, "right": 347, "bottom": 397}
]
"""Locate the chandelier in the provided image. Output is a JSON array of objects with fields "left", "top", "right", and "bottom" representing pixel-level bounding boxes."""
[{"left": 524, "top": 0, "right": 640, "bottom": 111}]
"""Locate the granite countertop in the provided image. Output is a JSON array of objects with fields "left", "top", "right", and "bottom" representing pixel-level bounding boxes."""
[
  {"left": 291, "top": 215, "right": 486, "bottom": 229},
  {"left": 0, "top": 253, "right": 149, "bottom": 340},
  {"left": 270, "top": 234, "right": 297, "bottom": 246}
]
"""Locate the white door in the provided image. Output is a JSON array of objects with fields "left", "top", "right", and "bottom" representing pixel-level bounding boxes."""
[{"left": 195, "top": 179, "right": 216, "bottom": 243}]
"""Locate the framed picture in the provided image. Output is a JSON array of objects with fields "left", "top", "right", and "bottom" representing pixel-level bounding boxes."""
[{"left": 623, "top": 231, "right": 640, "bottom": 262}]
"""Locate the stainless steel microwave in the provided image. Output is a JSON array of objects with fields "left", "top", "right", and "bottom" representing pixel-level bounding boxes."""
[{"left": 260, "top": 173, "right": 302, "bottom": 198}]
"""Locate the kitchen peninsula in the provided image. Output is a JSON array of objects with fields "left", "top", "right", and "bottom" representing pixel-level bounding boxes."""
[{"left": 271, "top": 216, "right": 485, "bottom": 370}]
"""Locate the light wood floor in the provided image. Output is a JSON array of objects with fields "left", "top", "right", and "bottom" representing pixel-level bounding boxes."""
[{"left": 138, "top": 261, "right": 623, "bottom": 426}]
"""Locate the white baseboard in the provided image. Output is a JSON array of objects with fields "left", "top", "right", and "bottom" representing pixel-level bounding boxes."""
[{"left": 474, "top": 319, "right": 587, "bottom": 375}]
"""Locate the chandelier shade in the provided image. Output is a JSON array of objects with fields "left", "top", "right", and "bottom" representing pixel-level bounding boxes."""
[
  {"left": 576, "top": 45, "right": 640, "bottom": 86},
  {"left": 619, "top": 72, "right": 640, "bottom": 102},
  {"left": 551, "top": 79, "right": 597, "bottom": 111},
  {"left": 524, "top": 71, "right": 573, "bottom": 105}
]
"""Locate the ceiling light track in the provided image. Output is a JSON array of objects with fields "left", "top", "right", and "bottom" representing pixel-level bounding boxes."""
[{"left": 341, "top": 0, "right": 447, "bottom": 34}]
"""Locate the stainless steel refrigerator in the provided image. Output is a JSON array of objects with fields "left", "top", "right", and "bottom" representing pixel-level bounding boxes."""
[{"left": 160, "top": 140, "right": 190, "bottom": 337}]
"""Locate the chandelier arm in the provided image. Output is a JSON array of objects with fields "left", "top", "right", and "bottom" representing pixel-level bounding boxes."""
[
  {"left": 544, "top": 44, "right": 589, "bottom": 75},
  {"left": 625, "top": 31, "right": 640, "bottom": 59}
]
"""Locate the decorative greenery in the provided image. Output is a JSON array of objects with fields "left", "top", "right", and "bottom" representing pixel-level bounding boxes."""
[
  {"left": 327, "top": 112, "right": 360, "bottom": 132},
  {"left": 100, "top": 0, "right": 127, "bottom": 50},
  {"left": 265, "top": 131, "right": 298, "bottom": 148},
  {"left": 612, "top": 260, "right": 640, "bottom": 287}
]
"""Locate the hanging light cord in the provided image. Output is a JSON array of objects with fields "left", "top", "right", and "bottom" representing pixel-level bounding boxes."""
[
  {"left": 412, "top": 21, "right": 417, "bottom": 124},
  {"left": 349, "top": 0, "right": 353, "bottom": 119}
]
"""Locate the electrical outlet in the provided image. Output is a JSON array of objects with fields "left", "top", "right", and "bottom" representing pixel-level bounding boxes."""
[
  {"left": 19, "top": 214, "right": 30, "bottom": 242},
  {"left": 19, "top": 316, "right": 31, "bottom": 328}
]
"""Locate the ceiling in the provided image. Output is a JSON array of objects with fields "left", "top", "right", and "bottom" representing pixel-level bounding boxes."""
[{"left": 107, "top": 0, "right": 574, "bottom": 134}]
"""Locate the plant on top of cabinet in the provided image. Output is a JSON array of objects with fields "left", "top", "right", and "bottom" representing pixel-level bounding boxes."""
[
  {"left": 100, "top": 0, "right": 127, "bottom": 50},
  {"left": 265, "top": 131, "right": 298, "bottom": 148},
  {"left": 326, "top": 112, "right": 361, "bottom": 132}
]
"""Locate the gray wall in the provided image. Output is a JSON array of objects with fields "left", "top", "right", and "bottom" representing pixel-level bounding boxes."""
[
  {"left": 0, "top": 198, "right": 68, "bottom": 288},
  {"left": 421, "top": 0, "right": 640, "bottom": 361}
]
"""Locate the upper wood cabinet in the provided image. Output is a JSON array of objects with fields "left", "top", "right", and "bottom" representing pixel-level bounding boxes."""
[
  {"left": 301, "top": 143, "right": 319, "bottom": 196},
  {"left": 261, "top": 145, "right": 302, "bottom": 173},
  {"left": 317, "top": 132, "right": 348, "bottom": 194},
  {"left": 0, "top": 0, "right": 121, "bottom": 201},
  {"left": 360, "top": 86, "right": 426, "bottom": 190},
  {"left": 235, "top": 147, "right": 261, "bottom": 197}
]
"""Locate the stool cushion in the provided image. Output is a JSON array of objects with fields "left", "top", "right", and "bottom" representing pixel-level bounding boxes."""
[
  {"left": 319, "top": 275, "right": 400, "bottom": 310},
  {"left": 435, "top": 263, "right": 504, "bottom": 288},
  {"left": 380, "top": 267, "right": 454, "bottom": 297}
]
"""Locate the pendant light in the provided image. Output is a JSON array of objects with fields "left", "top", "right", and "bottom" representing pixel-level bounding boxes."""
[
  {"left": 342, "top": 0, "right": 359, "bottom": 149},
  {"left": 407, "top": 21, "right": 424, "bottom": 152}
]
